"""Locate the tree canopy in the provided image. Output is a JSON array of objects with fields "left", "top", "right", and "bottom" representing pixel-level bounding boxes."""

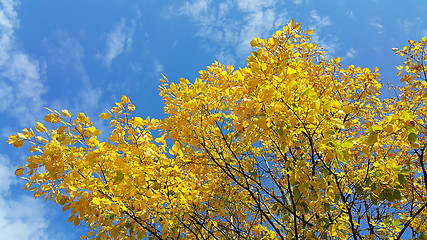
[{"left": 8, "top": 20, "right": 427, "bottom": 239}]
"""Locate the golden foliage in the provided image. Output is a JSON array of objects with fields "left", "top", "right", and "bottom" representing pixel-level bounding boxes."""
[{"left": 8, "top": 21, "right": 427, "bottom": 239}]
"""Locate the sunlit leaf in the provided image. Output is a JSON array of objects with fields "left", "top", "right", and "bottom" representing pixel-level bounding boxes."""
[
  {"left": 99, "top": 112, "right": 111, "bottom": 120},
  {"left": 15, "top": 168, "right": 24, "bottom": 176},
  {"left": 35, "top": 122, "right": 47, "bottom": 132},
  {"left": 62, "top": 109, "right": 72, "bottom": 118}
]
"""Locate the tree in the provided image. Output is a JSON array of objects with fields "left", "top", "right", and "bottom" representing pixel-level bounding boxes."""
[{"left": 8, "top": 20, "right": 427, "bottom": 239}]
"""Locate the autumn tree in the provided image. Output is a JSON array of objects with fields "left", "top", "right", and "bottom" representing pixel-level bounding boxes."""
[{"left": 8, "top": 20, "right": 427, "bottom": 239}]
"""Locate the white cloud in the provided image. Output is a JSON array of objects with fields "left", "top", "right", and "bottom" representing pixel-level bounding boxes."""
[
  {"left": 0, "top": 154, "right": 14, "bottom": 194},
  {"left": 75, "top": 87, "right": 102, "bottom": 113},
  {"left": 100, "top": 19, "right": 134, "bottom": 67},
  {"left": 46, "top": 30, "right": 105, "bottom": 118},
  {"left": 399, "top": 18, "right": 414, "bottom": 34},
  {"left": 344, "top": 47, "right": 357, "bottom": 60},
  {"left": 292, "top": 0, "right": 303, "bottom": 4},
  {"left": 398, "top": 17, "right": 423, "bottom": 37},
  {"left": 48, "top": 31, "right": 85, "bottom": 75},
  {"left": 154, "top": 59, "right": 164, "bottom": 74},
  {"left": 0, "top": 2, "right": 65, "bottom": 237},
  {"left": 0, "top": 154, "right": 49, "bottom": 240},
  {"left": 152, "top": 58, "right": 165, "bottom": 78},
  {"left": 236, "top": 8, "right": 286, "bottom": 57},
  {"left": 0, "top": 196, "right": 49, "bottom": 240},
  {"left": 370, "top": 18, "right": 384, "bottom": 34},
  {"left": 0, "top": 0, "right": 46, "bottom": 127},
  {"left": 179, "top": 0, "right": 209, "bottom": 21},
  {"left": 236, "top": 0, "right": 275, "bottom": 12},
  {"left": 308, "top": 10, "right": 336, "bottom": 58},
  {"left": 165, "top": 0, "right": 288, "bottom": 66},
  {"left": 310, "top": 10, "right": 331, "bottom": 28}
]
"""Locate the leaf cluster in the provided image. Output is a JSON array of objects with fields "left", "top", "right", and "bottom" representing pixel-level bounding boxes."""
[{"left": 8, "top": 21, "right": 427, "bottom": 240}]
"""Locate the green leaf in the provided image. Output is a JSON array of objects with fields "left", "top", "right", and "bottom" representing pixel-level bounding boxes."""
[
  {"left": 392, "top": 189, "right": 402, "bottom": 200},
  {"left": 282, "top": 215, "right": 291, "bottom": 222},
  {"left": 341, "top": 140, "right": 354, "bottom": 149},
  {"left": 317, "top": 217, "right": 330, "bottom": 226},
  {"left": 392, "top": 219, "right": 401, "bottom": 227},
  {"left": 113, "top": 170, "right": 124, "bottom": 184},
  {"left": 365, "top": 177, "right": 372, "bottom": 186},
  {"left": 398, "top": 174, "right": 407, "bottom": 185},
  {"left": 293, "top": 186, "right": 301, "bottom": 200},
  {"left": 366, "top": 132, "right": 378, "bottom": 145},
  {"left": 379, "top": 188, "right": 395, "bottom": 201},
  {"left": 371, "top": 193, "right": 378, "bottom": 205},
  {"left": 355, "top": 184, "right": 363, "bottom": 195},
  {"left": 419, "top": 233, "right": 427, "bottom": 240},
  {"left": 400, "top": 168, "right": 410, "bottom": 175},
  {"left": 251, "top": 171, "right": 259, "bottom": 178},
  {"left": 300, "top": 202, "right": 309, "bottom": 213},
  {"left": 408, "top": 132, "right": 417, "bottom": 143},
  {"left": 272, "top": 204, "right": 278, "bottom": 212},
  {"left": 276, "top": 127, "right": 284, "bottom": 136},
  {"left": 310, "top": 190, "right": 318, "bottom": 201},
  {"left": 323, "top": 203, "right": 331, "bottom": 212},
  {"left": 336, "top": 150, "right": 344, "bottom": 163}
]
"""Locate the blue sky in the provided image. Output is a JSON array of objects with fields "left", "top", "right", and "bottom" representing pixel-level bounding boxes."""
[{"left": 0, "top": 0, "right": 426, "bottom": 239}]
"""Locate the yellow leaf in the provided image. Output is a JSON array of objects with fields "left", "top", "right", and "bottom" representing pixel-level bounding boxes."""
[
  {"left": 342, "top": 105, "right": 353, "bottom": 114},
  {"left": 366, "top": 132, "right": 378, "bottom": 145},
  {"left": 144, "top": 148, "right": 155, "bottom": 158},
  {"left": 59, "top": 196, "right": 67, "bottom": 205},
  {"left": 332, "top": 118, "right": 345, "bottom": 129},
  {"left": 155, "top": 134, "right": 166, "bottom": 144},
  {"left": 287, "top": 67, "right": 297, "bottom": 75},
  {"left": 7, "top": 134, "right": 19, "bottom": 143},
  {"left": 29, "top": 145, "right": 36, "bottom": 152},
  {"left": 62, "top": 109, "right": 72, "bottom": 118},
  {"left": 99, "top": 112, "right": 111, "bottom": 120},
  {"left": 22, "top": 128, "right": 33, "bottom": 138},
  {"left": 307, "top": 29, "right": 313, "bottom": 35},
  {"left": 15, "top": 168, "right": 24, "bottom": 176},
  {"left": 92, "top": 198, "right": 101, "bottom": 205},
  {"left": 133, "top": 116, "right": 144, "bottom": 126},
  {"left": 77, "top": 113, "right": 87, "bottom": 123},
  {"left": 24, "top": 182, "right": 32, "bottom": 190},
  {"left": 250, "top": 38, "right": 259, "bottom": 47},
  {"left": 127, "top": 104, "right": 136, "bottom": 111},
  {"left": 108, "top": 134, "right": 117, "bottom": 142},
  {"left": 44, "top": 113, "right": 55, "bottom": 123},
  {"left": 121, "top": 95, "right": 130, "bottom": 103},
  {"left": 73, "top": 217, "right": 81, "bottom": 227},
  {"left": 57, "top": 126, "right": 66, "bottom": 134},
  {"left": 177, "top": 149, "right": 184, "bottom": 158},
  {"left": 331, "top": 100, "right": 341, "bottom": 109},
  {"left": 13, "top": 139, "right": 23, "bottom": 148},
  {"left": 172, "top": 142, "right": 180, "bottom": 153},
  {"left": 35, "top": 122, "right": 47, "bottom": 132}
]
